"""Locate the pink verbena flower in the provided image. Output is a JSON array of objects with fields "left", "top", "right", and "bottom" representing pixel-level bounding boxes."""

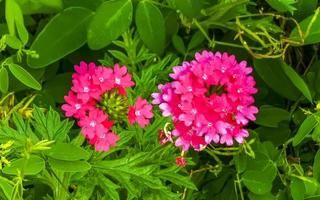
[
  {"left": 62, "top": 61, "right": 135, "bottom": 152},
  {"left": 128, "top": 97, "right": 154, "bottom": 128},
  {"left": 152, "top": 51, "right": 258, "bottom": 151}
]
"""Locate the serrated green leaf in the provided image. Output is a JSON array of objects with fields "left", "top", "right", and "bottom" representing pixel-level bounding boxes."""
[
  {"left": 281, "top": 62, "right": 312, "bottom": 102},
  {"left": 8, "top": 63, "right": 41, "bottom": 90},
  {"left": 136, "top": 1, "right": 165, "bottom": 54},
  {"left": 28, "top": 7, "right": 93, "bottom": 68},
  {"left": 3, "top": 155, "right": 45, "bottom": 175},
  {"left": 87, "top": 0, "right": 132, "bottom": 50},
  {"left": 0, "top": 67, "right": 9, "bottom": 93},
  {"left": 293, "top": 114, "right": 318, "bottom": 146}
]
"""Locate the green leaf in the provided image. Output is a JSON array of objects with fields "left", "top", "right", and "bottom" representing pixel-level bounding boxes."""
[
  {"left": 28, "top": 7, "right": 93, "bottom": 68},
  {"left": 290, "top": 10, "right": 320, "bottom": 45},
  {"left": 172, "top": 35, "right": 186, "bottom": 54},
  {"left": 254, "top": 58, "right": 300, "bottom": 100},
  {"left": 266, "top": 0, "right": 297, "bottom": 14},
  {"left": 255, "top": 105, "right": 290, "bottom": 128},
  {"left": 248, "top": 193, "right": 276, "bottom": 200},
  {"left": 313, "top": 150, "right": 320, "bottom": 182},
  {"left": 32, "top": 106, "right": 73, "bottom": 141},
  {"left": 156, "top": 167, "right": 197, "bottom": 190},
  {"left": 293, "top": 114, "right": 318, "bottom": 146},
  {"left": 0, "top": 177, "right": 13, "bottom": 200},
  {"left": 97, "top": 174, "right": 120, "bottom": 200},
  {"left": 8, "top": 63, "right": 41, "bottom": 90},
  {"left": 43, "top": 72, "right": 72, "bottom": 103},
  {"left": 16, "top": 0, "right": 63, "bottom": 14},
  {"left": 87, "top": 0, "right": 133, "bottom": 50},
  {"left": 188, "top": 31, "right": 205, "bottom": 50},
  {"left": 5, "top": 35, "right": 22, "bottom": 49},
  {"left": 3, "top": 155, "right": 45, "bottom": 175},
  {"left": 136, "top": 1, "right": 165, "bottom": 54},
  {"left": 242, "top": 170, "right": 272, "bottom": 195},
  {"left": 5, "top": 0, "right": 29, "bottom": 45},
  {"left": 281, "top": 62, "right": 312, "bottom": 102},
  {"left": 46, "top": 143, "right": 90, "bottom": 161},
  {"left": 48, "top": 158, "right": 91, "bottom": 172},
  {"left": 0, "top": 67, "right": 9, "bottom": 93},
  {"left": 234, "top": 153, "right": 247, "bottom": 173},
  {"left": 291, "top": 177, "right": 305, "bottom": 200},
  {"left": 170, "top": 0, "right": 202, "bottom": 18}
]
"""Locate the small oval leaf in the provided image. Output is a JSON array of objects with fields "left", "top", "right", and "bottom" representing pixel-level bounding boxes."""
[
  {"left": 281, "top": 62, "right": 312, "bottom": 102},
  {"left": 293, "top": 114, "right": 318, "bottom": 146},
  {"left": 8, "top": 63, "right": 42, "bottom": 90},
  {"left": 0, "top": 67, "right": 9, "bottom": 93},
  {"left": 3, "top": 155, "right": 45, "bottom": 175},
  {"left": 46, "top": 143, "right": 90, "bottom": 161},
  {"left": 87, "top": 0, "right": 133, "bottom": 50},
  {"left": 136, "top": 1, "right": 165, "bottom": 54}
]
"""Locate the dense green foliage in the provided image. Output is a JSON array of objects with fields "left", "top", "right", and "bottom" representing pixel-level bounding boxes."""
[{"left": 0, "top": 0, "right": 320, "bottom": 199}]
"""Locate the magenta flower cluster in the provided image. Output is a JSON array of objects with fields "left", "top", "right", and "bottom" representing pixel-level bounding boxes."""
[
  {"left": 152, "top": 51, "right": 258, "bottom": 151},
  {"left": 62, "top": 62, "right": 153, "bottom": 151}
]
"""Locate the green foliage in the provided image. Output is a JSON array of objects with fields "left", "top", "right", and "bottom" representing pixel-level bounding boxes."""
[{"left": 1, "top": 0, "right": 320, "bottom": 199}]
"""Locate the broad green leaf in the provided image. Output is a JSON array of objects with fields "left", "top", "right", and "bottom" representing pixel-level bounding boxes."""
[
  {"left": 290, "top": 178, "right": 305, "bottom": 200},
  {"left": 43, "top": 72, "right": 72, "bottom": 103},
  {"left": 248, "top": 193, "right": 276, "bottom": 200},
  {"left": 255, "top": 105, "right": 290, "bottom": 128},
  {"left": 293, "top": 114, "right": 318, "bottom": 146},
  {"left": 0, "top": 67, "right": 9, "bottom": 93},
  {"left": 46, "top": 143, "right": 90, "bottom": 161},
  {"left": 87, "top": 0, "right": 133, "bottom": 50},
  {"left": 242, "top": 170, "right": 272, "bottom": 195},
  {"left": 303, "top": 177, "right": 319, "bottom": 196},
  {"left": 313, "top": 150, "right": 320, "bottom": 182},
  {"left": 234, "top": 153, "right": 247, "bottom": 173},
  {"left": 170, "top": 0, "right": 202, "bottom": 18},
  {"left": 16, "top": 0, "right": 63, "bottom": 14},
  {"left": 266, "top": 0, "right": 297, "bottom": 14},
  {"left": 28, "top": 7, "right": 93, "bottom": 68},
  {"left": 3, "top": 155, "right": 45, "bottom": 175},
  {"left": 8, "top": 63, "right": 41, "bottom": 90},
  {"left": 172, "top": 35, "right": 185, "bottom": 54},
  {"left": 0, "top": 177, "right": 13, "bottom": 200},
  {"left": 255, "top": 123, "right": 291, "bottom": 146},
  {"left": 48, "top": 158, "right": 91, "bottom": 172},
  {"left": 136, "top": 1, "right": 165, "bottom": 54},
  {"left": 290, "top": 11, "right": 320, "bottom": 45},
  {"left": 254, "top": 58, "right": 300, "bottom": 100},
  {"left": 188, "top": 31, "right": 205, "bottom": 50},
  {"left": 281, "top": 62, "right": 312, "bottom": 102},
  {"left": 294, "top": 0, "right": 318, "bottom": 21}
]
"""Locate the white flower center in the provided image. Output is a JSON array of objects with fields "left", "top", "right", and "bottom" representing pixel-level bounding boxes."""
[
  {"left": 115, "top": 77, "right": 121, "bottom": 85},
  {"left": 191, "top": 109, "right": 197, "bottom": 114},
  {"left": 208, "top": 122, "right": 213, "bottom": 127},
  {"left": 187, "top": 86, "right": 193, "bottom": 92},
  {"left": 135, "top": 110, "right": 141, "bottom": 116},
  {"left": 202, "top": 74, "right": 208, "bottom": 80},
  {"left": 163, "top": 94, "right": 169, "bottom": 101},
  {"left": 75, "top": 104, "right": 81, "bottom": 110},
  {"left": 237, "top": 88, "right": 242, "bottom": 93},
  {"left": 237, "top": 105, "right": 243, "bottom": 111},
  {"left": 83, "top": 87, "right": 89, "bottom": 93},
  {"left": 89, "top": 121, "right": 96, "bottom": 127},
  {"left": 221, "top": 66, "right": 226, "bottom": 73},
  {"left": 99, "top": 77, "right": 104, "bottom": 82}
]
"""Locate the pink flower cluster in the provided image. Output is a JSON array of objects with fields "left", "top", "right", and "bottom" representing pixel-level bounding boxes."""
[
  {"left": 62, "top": 62, "right": 153, "bottom": 151},
  {"left": 152, "top": 51, "right": 258, "bottom": 151}
]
